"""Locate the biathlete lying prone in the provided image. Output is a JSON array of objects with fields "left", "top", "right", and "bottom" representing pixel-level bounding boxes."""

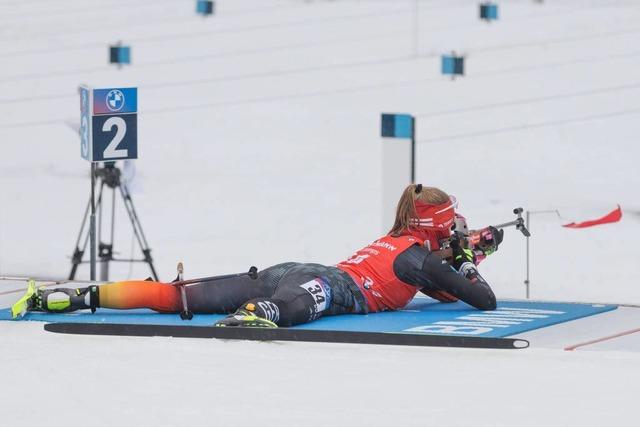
[{"left": 14, "top": 184, "right": 504, "bottom": 328}]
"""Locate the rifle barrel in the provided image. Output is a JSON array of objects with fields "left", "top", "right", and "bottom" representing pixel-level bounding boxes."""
[{"left": 492, "top": 219, "right": 521, "bottom": 229}]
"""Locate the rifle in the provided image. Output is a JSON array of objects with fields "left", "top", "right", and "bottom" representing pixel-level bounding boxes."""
[{"left": 433, "top": 207, "right": 531, "bottom": 260}]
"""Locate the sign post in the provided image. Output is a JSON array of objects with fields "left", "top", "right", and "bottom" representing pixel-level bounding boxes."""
[
  {"left": 79, "top": 86, "right": 138, "bottom": 280},
  {"left": 380, "top": 113, "right": 416, "bottom": 232}
]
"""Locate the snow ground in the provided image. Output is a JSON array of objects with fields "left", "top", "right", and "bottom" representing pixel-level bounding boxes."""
[
  {"left": 1, "top": 0, "right": 639, "bottom": 425},
  {"left": 1, "top": 319, "right": 639, "bottom": 427}
]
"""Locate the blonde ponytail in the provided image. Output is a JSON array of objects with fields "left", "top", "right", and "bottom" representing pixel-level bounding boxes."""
[{"left": 388, "top": 184, "right": 450, "bottom": 236}]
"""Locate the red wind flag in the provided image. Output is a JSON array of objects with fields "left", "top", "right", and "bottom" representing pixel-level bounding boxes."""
[{"left": 562, "top": 205, "right": 622, "bottom": 229}]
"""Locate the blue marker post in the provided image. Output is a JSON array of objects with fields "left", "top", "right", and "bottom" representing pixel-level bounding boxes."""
[
  {"left": 109, "top": 43, "right": 131, "bottom": 69},
  {"left": 381, "top": 113, "right": 416, "bottom": 182},
  {"left": 196, "top": 0, "right": 215, "bottom": 16},
  {"left": 441, "top": 53, "right": 465, "bottom": 80},
  {"left": 479, "top": 3, "right": 499, "bottom": 22},
  {"left": 381, "top": 113, "right": 416, "bottom": 231}
]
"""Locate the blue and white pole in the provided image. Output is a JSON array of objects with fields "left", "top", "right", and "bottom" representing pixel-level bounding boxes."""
[{"left": 380, "top": 113, "right": 416, "bottom": 231}]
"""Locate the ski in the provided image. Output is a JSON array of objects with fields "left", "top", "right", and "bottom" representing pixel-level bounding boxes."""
[
  {"left": 43, "top": 323, "right": 529, "bottom": 349},
  {"left": 10, "top": 280, "right": 37, "bottom": 319}
]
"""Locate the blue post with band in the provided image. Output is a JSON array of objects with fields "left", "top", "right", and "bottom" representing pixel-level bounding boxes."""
[
  {"left": 441, "top": 54, "right": 464, "bottom": 78},
  {"left": 479, "top": 3, "right": 499, "bottom": 21},
  {"left": 381, "top": 113, "right": 416, "bottom": 183},
  {"left": 109, "top": 45, "right": 131, "bottom": 67},
  {"left": 196, "top": 0, "right": 215, "bottom": 16}
]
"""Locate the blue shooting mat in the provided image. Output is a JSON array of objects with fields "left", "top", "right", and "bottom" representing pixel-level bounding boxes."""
[{"left": 0, "top": 298, "right": 617, "bottom": 338}]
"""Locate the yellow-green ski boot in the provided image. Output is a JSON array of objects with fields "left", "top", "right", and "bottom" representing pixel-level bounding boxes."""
[
  {"left": 11, "top": 283, "right": 100, "bottom": 318},
  {"left": 214, "top": 309, "right": 277, "bottom": 328}
]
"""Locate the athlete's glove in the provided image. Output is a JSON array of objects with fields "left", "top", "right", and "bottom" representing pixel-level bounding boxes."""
[
  {"left": 450, "top": 237, "right": 475, "bottom": 271},
  {"left": 474, "top": 226, "right": 504, "bottom": 256}
]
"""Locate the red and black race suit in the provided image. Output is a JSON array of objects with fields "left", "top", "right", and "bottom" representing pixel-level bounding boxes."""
[{"left": 337, "top": 235, "right": 496, "bottom": 312}]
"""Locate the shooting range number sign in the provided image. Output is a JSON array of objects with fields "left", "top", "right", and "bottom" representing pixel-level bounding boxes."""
[{"left": 80, "top": 86, "right": 138, "bottom": 162}]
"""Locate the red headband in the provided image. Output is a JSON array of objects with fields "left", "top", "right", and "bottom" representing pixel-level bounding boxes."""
[{"left": 410, "top": 197, "right": 457, "bottom": 230}]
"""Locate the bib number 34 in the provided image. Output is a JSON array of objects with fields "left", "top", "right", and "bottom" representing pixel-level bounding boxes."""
[{"left": 300, "top": 278, "right": 332, "bottom": 317}]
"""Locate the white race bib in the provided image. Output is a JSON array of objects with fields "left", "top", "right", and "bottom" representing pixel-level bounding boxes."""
[{"left": 300, "top": 278, "right": 331, "bottom": 313}]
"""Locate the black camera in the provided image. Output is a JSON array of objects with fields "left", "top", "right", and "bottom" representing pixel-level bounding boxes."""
[{"left": 94, "top": 162, "right": 121, "bottom": 188}]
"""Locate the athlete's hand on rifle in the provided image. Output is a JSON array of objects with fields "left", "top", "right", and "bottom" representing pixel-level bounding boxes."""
[
  {"left": 474, "top": 226, "right": 504, "bottom": 255},
  {"left": 450, "top": 237, "right": 475, "bottom": 271}
]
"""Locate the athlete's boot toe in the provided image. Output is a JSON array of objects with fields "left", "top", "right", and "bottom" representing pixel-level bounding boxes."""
[{"left": 214, "top": 309, "right": 277, "bottom": 328}]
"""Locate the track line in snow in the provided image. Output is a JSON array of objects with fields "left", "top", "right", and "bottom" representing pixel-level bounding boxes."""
[
  {"left": 418, "top": 107, "right": 640, "bottom": 144},
  {"left": 0, "top": 31, "right": 409, "bottom": 84},
  {"left": 564, "top": 328, "right": 640, "bottom": 350},
  {"left": 3, "top": 46, "right": 640, "bottom": 128},
  {"left": 0, "top": 8, "right": 412, "bottom": 58},
  {"left": 416, "top": 80, "right": 640, "bottom": 118},
  {"left": 0, "top": 0, "right": 185, "bottom": 22},
  {"left": 1, "top": 2, "right": 341, "bottom": 42}
]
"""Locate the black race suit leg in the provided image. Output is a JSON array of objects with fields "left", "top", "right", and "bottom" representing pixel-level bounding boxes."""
[
  {"left": 239, "top": 263, "right": 367, "bottom": 327},
  {"left": 184, "top": 262, "right": 300, "bottom": 313}
]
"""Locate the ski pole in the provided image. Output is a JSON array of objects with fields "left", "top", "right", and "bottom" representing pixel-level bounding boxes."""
[
  {"left": 176, "top": 262, "right": 193, "bottom": 320},
  {"left": 171, "top": 266, "right": 258, "bottom": 287},
  {"left": 173, "top": 266, "right": 258, "bottom": 321}
]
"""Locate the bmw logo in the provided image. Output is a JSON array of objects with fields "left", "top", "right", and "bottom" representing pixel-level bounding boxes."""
[{"left": 106, "top": 89, "right": 125, "bottom": 112}]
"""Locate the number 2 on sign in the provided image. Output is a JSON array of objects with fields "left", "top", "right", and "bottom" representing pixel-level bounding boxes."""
[{"left": 102, "top": 116, "right": 128, "bottom": 159}]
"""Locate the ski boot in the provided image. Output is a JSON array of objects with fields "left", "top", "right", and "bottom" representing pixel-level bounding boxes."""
[
  {"left": 11, "top": 282, "right": 99, "bottom": 318},
  {"left": 214, "top": 306, "right": 277, "bottom": 328}
]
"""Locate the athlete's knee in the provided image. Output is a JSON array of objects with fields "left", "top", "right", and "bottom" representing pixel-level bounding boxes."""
[{"left": 241, "top": 293, "right": 316, "bottom": 327}]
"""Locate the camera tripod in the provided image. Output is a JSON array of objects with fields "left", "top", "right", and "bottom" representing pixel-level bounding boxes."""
[{"left": 68, "top": 162, "right": 159, "bottom": 281}]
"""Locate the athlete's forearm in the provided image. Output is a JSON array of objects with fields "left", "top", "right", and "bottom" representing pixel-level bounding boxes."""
[{"left": 421, "top": 255, "right": 496, "bottom": 310}]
